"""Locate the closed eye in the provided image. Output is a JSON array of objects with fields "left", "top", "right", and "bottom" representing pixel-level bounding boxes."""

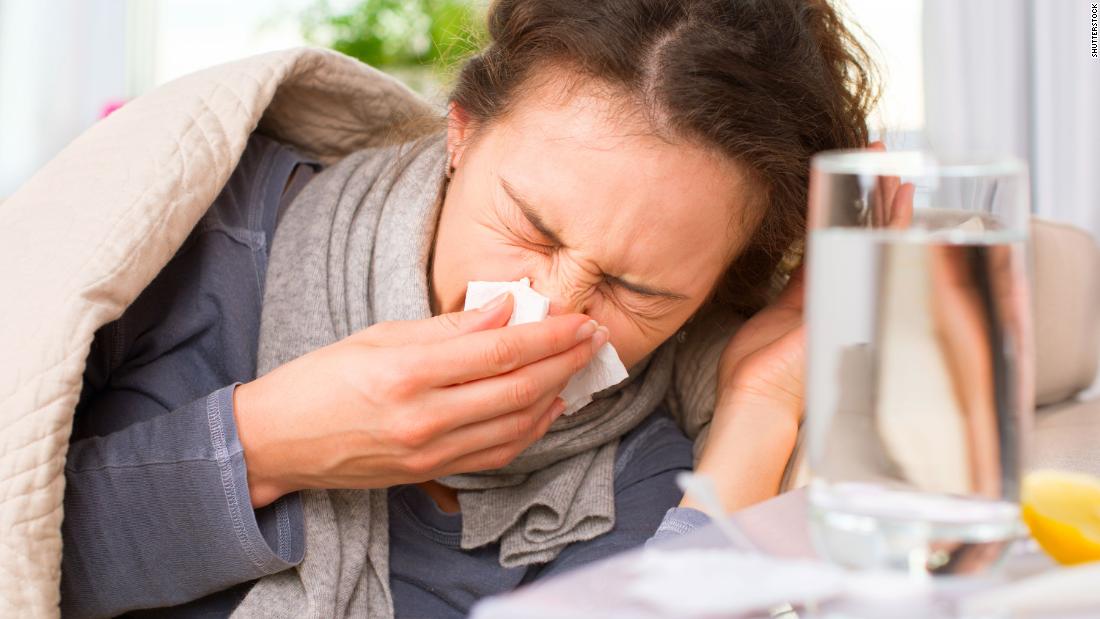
[
  {"left": 601, "top": 279, "right": 680, "bottom": 321},
  {"left": 498, "top": 204, "right": 555, "bottom": 251},
  {"left": 604, "top": 274, "right": 689, "bottom": 303},
  {"left": 504, "top": 221, "right": 555, "bottom": 252}
]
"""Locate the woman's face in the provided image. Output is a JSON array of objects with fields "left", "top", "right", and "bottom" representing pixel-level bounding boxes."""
[{"left": 431, "top": 73, "right": 758, "bottom": 369}]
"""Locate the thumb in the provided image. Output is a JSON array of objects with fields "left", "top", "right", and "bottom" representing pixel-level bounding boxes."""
[{"left": 356, "top": 291, "right": 514, "bottom": 347}]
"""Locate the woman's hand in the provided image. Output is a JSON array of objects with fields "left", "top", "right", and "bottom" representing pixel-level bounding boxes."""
[
  {"left": 715, "top": 266, "right": 806, "bottom": 420},
  {"left": 233, "top": 292, "right": 607, "bottom": 508},
  {"left": 687, "top": 140, "right": 915, "bottom": 515},
  {"left": 683, "top": 266, "right": 807, "bottom": 514}
]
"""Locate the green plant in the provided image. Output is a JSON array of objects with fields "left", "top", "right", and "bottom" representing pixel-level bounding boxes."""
[{"left": 302, "top": 0, "right": 486, "bottom": 77}]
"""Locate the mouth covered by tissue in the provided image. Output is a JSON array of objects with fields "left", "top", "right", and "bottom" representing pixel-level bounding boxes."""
[{"left": 463, "top": 278, "right": 629, "bottom": 416}]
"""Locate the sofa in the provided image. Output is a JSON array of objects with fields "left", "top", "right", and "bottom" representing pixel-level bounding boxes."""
[{"left": 1027, "top": 219, "right": 1100, "bottom": 477}]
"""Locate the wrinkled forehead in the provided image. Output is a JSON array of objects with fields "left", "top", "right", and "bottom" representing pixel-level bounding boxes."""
[{"left": 474, "top": 74, "right": 760, "bottom": 275}]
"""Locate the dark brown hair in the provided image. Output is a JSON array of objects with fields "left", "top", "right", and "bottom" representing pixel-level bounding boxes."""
[{"left": 447, "top": 0, "right": 879, "bottom": 315}]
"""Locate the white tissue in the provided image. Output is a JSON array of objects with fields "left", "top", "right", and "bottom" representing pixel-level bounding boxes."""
[
  {"left": 463, "top": 278, "right": 629, "bottom": 416},
  {"left": 463, "top": 278, "right": 551, "bottom": 326}
]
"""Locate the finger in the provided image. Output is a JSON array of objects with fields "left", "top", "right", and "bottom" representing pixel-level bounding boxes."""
[
  {"left": 866, "top": 141, "right": 899, "bottom": 228},
  {"left": 872, "top": 174, "right": 899, "bottom": 228},
  {"left": 414, "top": 313, "right": 600, "bottom": 386},
  {"left": 888, "top": 182, "right": 916, "bottom": 229},
  {"left": 440, "top": 399, "right": 564, "bottom": 474},
  {"left": 431, "top": 394, "right": 566, "bottom": 466},
  {"left": 423, "top": 327, "right": 603, "bottom": 429},
  {"left": 356, "top": 291, "right": 515, "bottom": 347}
]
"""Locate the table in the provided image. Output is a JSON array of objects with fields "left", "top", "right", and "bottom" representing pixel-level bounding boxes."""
[{"left": 470, "top": 489, "right": 1096, "bottom": 618}]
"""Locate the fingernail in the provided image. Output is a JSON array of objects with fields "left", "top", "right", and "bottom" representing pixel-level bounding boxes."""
[
  {"left": 478, "top": 291, "right": 510, "bottom": 312},
  {"left": 575, "top": 319, "right": 598, "bottom": 342},
  {"left": 591, "top": 326, "right": 609, "bottom": 351}
]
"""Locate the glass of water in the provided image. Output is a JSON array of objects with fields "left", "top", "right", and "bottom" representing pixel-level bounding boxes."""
[{"left": 805, "top": 150, "right": 1034, "bottom": 577}]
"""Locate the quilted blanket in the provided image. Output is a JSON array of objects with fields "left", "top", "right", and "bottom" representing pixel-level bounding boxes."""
[{"left": 0, "top": 47, "right": 435, "bottom": 617}]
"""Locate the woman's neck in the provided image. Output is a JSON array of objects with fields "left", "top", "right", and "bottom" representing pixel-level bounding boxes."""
[{"left": 418, "top": 480, "right": 461, "bottom": 513}]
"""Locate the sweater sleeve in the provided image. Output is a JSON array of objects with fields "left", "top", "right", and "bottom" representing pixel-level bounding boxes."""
[
  {"left": 61, "top": 384, "right": 304, "bottom": 618},
  {"left": 648, "top": 506, "right": 712, "bottom": 544}
]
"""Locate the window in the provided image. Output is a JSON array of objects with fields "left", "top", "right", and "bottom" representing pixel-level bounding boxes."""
[{"left": 842, "top": 0, "right": 926, "bottom": 149}]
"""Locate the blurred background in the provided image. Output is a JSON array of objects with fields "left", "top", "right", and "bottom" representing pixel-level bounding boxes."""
[{"left": 0, "top": 0, "right": 1096, "bottom": 245}]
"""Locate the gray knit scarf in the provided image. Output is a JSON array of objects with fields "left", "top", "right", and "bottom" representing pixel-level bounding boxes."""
[{"left": 232, "top": 132, "right": 677, "bottom": 618}]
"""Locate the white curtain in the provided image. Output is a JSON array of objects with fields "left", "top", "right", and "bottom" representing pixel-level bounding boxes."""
[
  {"left": 1031, "top": 2, "right": 1100, "bottom": 236},
  {"left": 923, "top": 0, "right": 1100, "bottom": 238}
]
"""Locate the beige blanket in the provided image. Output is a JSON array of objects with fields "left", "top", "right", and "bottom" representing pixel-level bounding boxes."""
[{"left": 0, "top": 47, "right": 444, "bottom": 617}]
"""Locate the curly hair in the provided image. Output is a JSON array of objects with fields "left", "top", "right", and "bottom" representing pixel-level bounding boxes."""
[{"left": 446, "top": 0, "right": 880, "bottom": 314}]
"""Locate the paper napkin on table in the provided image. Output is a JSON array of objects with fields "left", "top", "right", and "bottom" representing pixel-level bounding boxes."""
[
  {"left": 624, "top": 547, "right": 925, "bottom": 617},
  {"left": 463, "top": 278, "right": 629, "bottom": 416}
]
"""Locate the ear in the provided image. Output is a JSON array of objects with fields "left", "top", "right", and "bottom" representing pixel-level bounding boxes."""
[{"left": 446, "top": 102, "right": 473, "bottom": 172}]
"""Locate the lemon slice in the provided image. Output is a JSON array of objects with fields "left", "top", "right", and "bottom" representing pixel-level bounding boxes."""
[{"left": 1021, "top": 469, "right": 1100, "bottom": 565}]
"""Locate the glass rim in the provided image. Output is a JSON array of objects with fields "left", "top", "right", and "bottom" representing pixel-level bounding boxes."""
[{"left": 811, "top": 149, "right": 1028, "bottom": 178}]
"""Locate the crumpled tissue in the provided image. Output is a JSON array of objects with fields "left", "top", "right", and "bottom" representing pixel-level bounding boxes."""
[{"left": 463, "top": 277, "right": 629, "bottom": 415}]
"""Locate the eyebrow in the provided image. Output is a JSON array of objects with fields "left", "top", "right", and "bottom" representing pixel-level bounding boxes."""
[
  {"left": 501, "top": 178, "right": 565, "bottom": 246},
  {"left": 499, "top": 177, "right": 690, "bottom": 303}
]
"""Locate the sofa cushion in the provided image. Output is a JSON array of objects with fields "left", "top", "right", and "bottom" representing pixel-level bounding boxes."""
[{"left": 1033, "top": 219, "right": 1100, "bottom": 405}]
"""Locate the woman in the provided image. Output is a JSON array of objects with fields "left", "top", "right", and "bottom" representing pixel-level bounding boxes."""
[{"left": 63, "top": 0, "right": 879, "bottom": 616}]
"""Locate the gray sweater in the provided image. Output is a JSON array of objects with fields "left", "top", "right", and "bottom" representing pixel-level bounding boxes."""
[{"left": 63, "top": 134, "right": 709, "bottom": 618}]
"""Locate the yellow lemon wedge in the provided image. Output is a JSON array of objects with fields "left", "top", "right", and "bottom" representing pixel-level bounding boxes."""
[{"left": 1021, "top": 469, "right": 1100, "bottom": 565}]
